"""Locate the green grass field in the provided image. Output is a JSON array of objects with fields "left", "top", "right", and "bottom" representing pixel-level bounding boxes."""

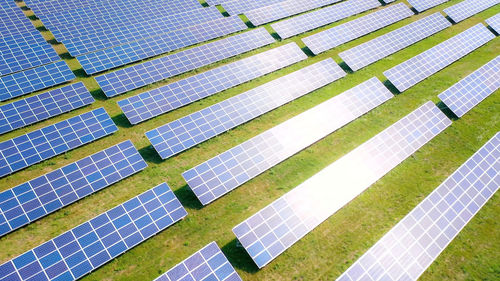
[{"left": 0, "top": 0, "right": 499, "bottom": 280}]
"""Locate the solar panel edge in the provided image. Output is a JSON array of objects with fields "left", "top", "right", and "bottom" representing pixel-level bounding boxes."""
[
  {"left": 444, "top": 0, "right": 500, "bottom": 23},
  {"left": 407, "top": 0, "right": 449, "bottom": 12},
  {"left": 485, "top": 12, "right": 500, "bottom": 33}
]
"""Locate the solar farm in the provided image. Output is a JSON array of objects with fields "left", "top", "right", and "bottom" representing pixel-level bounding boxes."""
[{"left": 0, "top": 0, "right": 498, "bottom": 280}]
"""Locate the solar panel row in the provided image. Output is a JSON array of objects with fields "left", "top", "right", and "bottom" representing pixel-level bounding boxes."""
[
  {"left": 233, "top": 101, "right": 452, "bottom": 268},
  {"left": 0, "top": 30, "right": 47, "bottom": 53},
  {"left": 183, "top": 77, "right": 394, "bottom": 205},
  {"left": 303, "top": 3, "right": 414, "bottom": 55},
  {"left": 0, "top": 182, "right": 187, "bottom": 281},
  {"left": 118, "top": 43, "right": 307, "bottom": 125},
  {"left": 407, "top": 0, "right": 449, "bottom": 12},
  {"left": 444, "top": 0, "right": 500, "bottom": 23},
  {"left": 384, "top": 24, "right": 495, "bottom": 92},
  {"left": 0, "top": 42, "right": 60, "bottom": 76},
  {"left": 97, "top": 28, "right": 275, "bottom": 97},
  {"left": 339, "top": 12, "right": 451, "bottom": 71},
  {"left": 0, "top": 107, "right": 117, "bottom": 178},
  {"left": 486, "top": 12, "right": 500, "bottom": 33},
  {"left": 0, "top": 140, "right": 147, "bottom": 237},
  {"left": 221, "top": 0, "right": 293, "bottom": 15},
  {"left": 337, "top": 132, "right": 499, "bottom": 281},
  {"left": 146, "top": 58, "right": 346, "bottom": 160},
  {"left": 0, "top": 8, "right": 34, "bottom": 37}
]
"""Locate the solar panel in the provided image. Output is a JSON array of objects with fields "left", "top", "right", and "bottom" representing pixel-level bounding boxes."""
[
  {"left": 118, "top": 43, "right": 307, "bottom": 125},
  {"left": 220, "top": 0, "right": 293, "bottom": 15},
  {"left": 0, "top": 182, "right": 187, "bottom": 281},
  {"left": 0, "top": 9, "right": 34, "bottom": 37},
  {"left": 183, "top": 77, "right": 394, "bottom": 205},
  {"left": 485, "top": 13, "right": 500, "bottom": 33},
  {"left": 382, "top": 0, "right": 396, "bottom": 2},
  {"left": 444, "top": 0, "right": 499, "bottom": 23},
  {"left": 232, "top": 101, "right": 452, "bottom": 268},
  {"left": 146, "top": 58, "right": 346, "bottom": 160},
  {"left": 78, "top": 17, "right": 247, "bottom": 75},
  {"left": 271, "top": 0, "right": 381, "bottom": 39},
  {"left": 153, "top": 242, "right": 243, "bottom": 281},
  {"left": 0, "top": 140, "right": 147, "bottom": 237},
  {"left": 0, "top": 44, "right": 60, "bottom": 77},
  {"left": 337, "top": 132, "right": 499, "bottom": 281},
  {"left": 438, "top": 56, "right": 500, "bottom": 118},
  {"left": 302, "top": 3, "right": 414, "bottom": 55},
  {"left": 0, "top": 107, "right": 118, "bottom": 178},
  {"left": 0, "top": 82, "right": 94, "bottom": 135},
  {"left": 0, "top": 30, "right": 47, "bottom": 53},
  {"left": 0, "top": 61, "right": 75, "bottom": 102},
  {"left": 407, "top": 0, "right": 448, "bottom": 12},
  {"left": 384, "top": 24, "right": 495, "bottom": 92},
  {"left": 339, "top": 13, "right": 451, "bottom": 71},
  {"left": 96, "top": 28, "right": 275, "bottom": 97}
]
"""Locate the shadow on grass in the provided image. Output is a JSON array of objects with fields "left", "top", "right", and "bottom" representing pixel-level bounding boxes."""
[
  {"left": 410, "top": 7, "right": 418, "bottom": 14},
  {"left": 35, "top": 25, "right": 47, "bottom": 32},
  {"left": 222, "top": 239, "right": 259, "bottom": 274},
  {"left": 487, "top": 25, "right": 499, "bottom": 36},
  {"left": 112, "top": 113, "right": 132, "bottom": 128},
  {"left": 301, "top": 46, "right": 315, "bottom": 57},
  {"left": 47, "top": 38, "right": 60, "bottom": 45},
  {"left": 138, "top": 146, "right": 163, "bottom": 164},
  {"left": 174, "top": 184, "right": 203, "bottom": 210},
  {"left": 20, "top": 6, "right": 29, "bottom": 11},
  {"left": 59, "top": 52, "right": 73, "bottom": 60},
  {"left": 90, "top": 88, "right": 108, "bottom": 101},
  {"left": 383, "top": 80, "right": 401, "bottom": 96},
  {"left": 73, "top": 68, "right": 88, "bottom": 79},
  {"left": 339, "top": 61, "right": 353, "bottom": 74},
  {"left": 445, "top": 15, "right": 456, "bottom": 25},
  {"left": 270, "top": 31, "right": 282, "bottom": 41},
  {"left": 437, "top": 101, "right": 459, "bottom": 121}
]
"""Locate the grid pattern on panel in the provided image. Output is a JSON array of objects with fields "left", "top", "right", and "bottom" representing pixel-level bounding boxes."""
[
  {"left": 407, "top": 0, "right": 448, "bottom": 12},
  {"left": 0, "top": 140, "right": 147, "bottom": 237},
  {"left": 232, "top": 101, "right": 452, "bottom": 268},
  {"left": 0, "top": 31, "right": 47, "bottom": 53},
  {"left": 0, "top": 82, "right": 94, "bottom": 135},
  {"left": 78, "top": 17, "right": 247, "bottom": 75},
  {"left": 444, "top": 0, "right": 500, "bottom": 23},
  {"left": 339, "top": 13, "right": 451, "bottom": 71},
  {"left": 154, "top": 242, "right": 242, "bottom": 281},
  {"left": 384, "top": 24, "right": 495, "bottom": 92},
  {"left": 0, "top": 61, "right": 75, "bottom": 102},
  {"left": 271, "top": 0, "right": 381, "bottom": 39},
  {"left": 302, "top": 3, "right": 414, "bottom": 55},
  {"left": 0, "top": 108, "right": 118, "bottom": 178},
  {"left": 145, "top": 58, "right": 346, "bottom": 160},
  {"left": 245, "top": 0, "right": 342, "bottom": 26},
  {"left": 438, "top": 56, "right": 500, "bottom": 117},
  {"left": 221, "top": 0, "right": 291, "bottom": 15},
  {"left": 0, "top": 10, "right": 34, "bottom": 37},
  {"left": 337, "top": 132, "right": 500, "bottom": 281},
  {"left": 97, "top": 28, "right": 274, "bottom": 97},
  {"left": 183, "top": 78, "right": 394, "bottom": 205},
  {"left": 118, "top": 43, "right": 307, "bottom": 125},
  {"left": 0, "top": 41, "right": 60, "bottom": 76},
  {"left": 0, "top": 183, "right": 187, "bottom": 281},
  {"left": 486, "top": 13, "right": 500, "bottom": 33}
]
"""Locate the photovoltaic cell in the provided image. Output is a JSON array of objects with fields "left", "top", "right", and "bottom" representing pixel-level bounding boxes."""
[
  {"left": 0, "top": 182, "right": 187, "bottom": 281},
  {"left": 118, "top": 43, "right": 307, "bottom": 125},
  {"left": 337, "top": 132, "right": 499, "bottom": 281},
  {"left": 407, "top": 0, "right": 448, "bottom": 12},
  {"left": 384, "top": 24, "right": 495, "bottom": 92},
  {"left": 271, "top": 0, "right": 381, "bottom": 39},
  {"left": 339, "top": 13, "right": 451, "bottom": 71},
  {"left": 153, "top": 242, "right": 242, "bottom": 281},
  {"left": 96, "top": 28, "right": 275, "bottom": 98},
  {"left": 0, "top": 61, "right": 75, "bottom": 102},
  {"left": 183, "top": 78, "right": 393, "bottom": 205},
  {"left": 0, "top": 82, "right": 94, "bottom": 135},
  {"left": 438, "top": 56, "right": 500, "bottom": 117},
  {"left": 0, "top": 108, "right": 118, "bottom": 178},
  {"left": 486, "top": 13, "right": 500, "bottom": 33},
  {"left": 146, "top": 58, "right": 346, "bottom": 160},
  {"left": 0, "top": 140, "right": 147, "bottom": 237},
  {"left": 302, "top": 3, "right": 414, "bottom": 55},
  {"left": 444, "top": 0, "right": 500, "bottom": 23},
  {"left": 232, "top": 101, "right": 452, "bottom": 268},
  {"left": 217, "top": 0, "right": 289, "bottom": 15}
]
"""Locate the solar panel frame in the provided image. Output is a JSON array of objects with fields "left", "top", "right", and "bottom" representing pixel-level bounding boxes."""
[
  {"left": 443, "top": 0, "right": 500, "bottom": 23},
  {"left": 232, "top": 101, "right": 452, "bottom": 268},
  {"left": 0, "top": 43, "right": 60, "bottom": 76},
  {"left": 407, "top": 0, "right": 449, "bottom": 12},
  {"left": 337, "top": 132, "right": 499, "bottom": 281},
  {"left": 183, "top": 77, "right": 394, "bottom": 205},
  {"left": 220, "top": 0, "right": 293, "bottom": 15},
  {"left": 485, "top": 12, "right": 500, "bottom": 33},
  {"left": 0, "top": 140, "right": 148, "bottom": 237}
]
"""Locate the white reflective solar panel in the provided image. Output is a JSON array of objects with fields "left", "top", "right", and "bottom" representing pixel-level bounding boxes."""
[
  {"left": 384, "top": 24, "right": 495, "bottom": 92},
  {"left": 232, "top": 101, "right": 452, "bottom": 268},
  {"left": 183, "top": 78, "right": 393, "bottom": 205},
  {"left": 407, "top": 0, "right": 448, "bottom": 12},
  {"left": 486, "top": 12, "right": 500, "bottom": 33},
  {"left": 337, "top": 132, "right": 499, "bottom": 281},
  {"left": 218, "top": 0, "right": 288, "bottom": 15},
  {"left": 302, "top": 3, "right": 414, "bottom": 55},
  {"left": 438, "top": 55, "right": 500, "bottom": 117},
  {"left": 444, "top": 0, "right": 499, "bottom": 23}
]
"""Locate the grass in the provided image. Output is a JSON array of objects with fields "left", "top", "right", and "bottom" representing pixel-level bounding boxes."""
[{"left": 0, "top": 0, "right": 499, "bottom": 280}]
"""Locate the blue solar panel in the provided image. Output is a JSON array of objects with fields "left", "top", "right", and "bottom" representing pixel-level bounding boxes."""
[
  {"left": 0, "top": 61, "right": 76, "bottom": 102},
  {"left": 0, "top": 9, "right": 34, "bottom": 36},
  {"left": 96, "top": 28, "right": 275, "bottom": 98},
  {"left": 118, "top": 43, "right": 307, "bottom": 125},
  {"left": 0, "top": 43, "right": 60, "bottom": 76},
  {"left": 183, "top": 77, "right": 394, "bottom": 205},
  {"left": 339, "top": 13, "right": 451, "bottom": 71},
  {"left": 438, "top": 55, "right": 500, "bottom": 117},
  {"left": 232, "top": 101, "right": 452, "bottom": 268},
  {"left": 384, "top": 24, "right": 495, "bottom": 92},
  {"left": 271, "top": 0, "right": 381, "bottom": 39},
  {"left": 302, "top": 3, "right": 414, "bottom": 55},
  {"left": 0, "top": 82, "right": 94, "bottom": 135},
  {"left": 337, "top": 132, "right": 499, "bottom": 281},
  {"left": 77, "top": 16, "right": 247, "bottom": 75},
  {"left": 407, "top": 0, "right": 449, "bottom": 12},
  {"left": 0, "top": 107, "right": 118, "bottom": 178},
  {"left": 486, "top": 12, "right": 500, "bottom": 33},
  {"left": 154, "top": 242, "right": 242, "bottom": 281},
  {"left": 0, "top": 140, "right": 147, "bottom": 237},
  {"left": 0, "top": 182, "right": 187, "bottom": 281},
  {"left": 219, "top": 0, "right": 291, "bottom": 15},
  {"left": 444, "top": 0, "right": 499, "bottom": 23},
  {"left": 146, "top": 58, "right": 346, "bottom": 160}
]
